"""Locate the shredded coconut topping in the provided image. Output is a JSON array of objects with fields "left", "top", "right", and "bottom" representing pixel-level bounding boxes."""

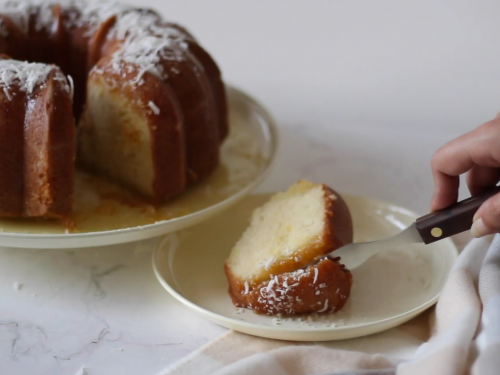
[
  {"left": 257, "top": 268, "right": 311, "bottom": 315},
  {"left": 3, "top": 87, "right": 11, "bottom": 100},
  {"left": 0, "top": 0, "right": 31, "bottom": 34},
  {"left": 313, "top": 268, "right": 318, "bottom": 284},
  {"left": 318, "top": 299, "right": 329, "bottom": 313},
  {"left": 261, "top": 257, "right": 275, "bottom": 271},
  {"left": 34, "top": 1, "right": 57, "bottom": 31},
  {"left": 0, "top": 0, "right": 131, "bottom": 35},
  {"left": 67, "top": 75, "right": 74, "bottom": 99},
  {"left": 0, "top": 0, "right": 190, "bottom": 86},
  {"left": 108, "top": 10, "right": 188, "bottom": 83},
  {"left": 0, "top": 60, "right": 69, "bottom": 99},
  {"left": 148, "top": 101, "right": 160, "bottom": 115},
  {"left": 250, "top": 262, "right": 342, "bottom": 316}
]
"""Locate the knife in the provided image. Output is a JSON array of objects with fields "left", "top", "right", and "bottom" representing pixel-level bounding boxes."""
[{"left": 325, "top": 185, "right": 500, "bottom": 270}]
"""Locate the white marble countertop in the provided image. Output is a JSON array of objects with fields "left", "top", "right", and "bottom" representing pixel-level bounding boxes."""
[{"left": 2, "top": 0, "right": 500, "bottom": 374}]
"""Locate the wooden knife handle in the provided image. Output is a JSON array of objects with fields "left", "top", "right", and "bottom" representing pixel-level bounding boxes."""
[{"left": 416, "top": 185, "right": 500, "bottom": 244}]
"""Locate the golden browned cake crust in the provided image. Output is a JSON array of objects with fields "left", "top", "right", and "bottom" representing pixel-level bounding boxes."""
[
  {"left": 0, "top": 15, "right": 26, "bottom": 59},
  {"left": 225, "top": 181, "right": 354, "bottom": 315},
  {"left": 156, "top": 47, "right": 219, "bottom": 184},
  {"left": 0, "top": 77, "right": 25, "bottom": 216},
  {"left": 226, "top": 258, "right": 352, "bottom": 315},
  {"left": 0, "top": 59, "right": 74, "bottom": 219},
  {"left": 23, "top": 69, "right": 75, "bottom": 218},
  {"left": 164, "top": 23, "right": 228, "bottom": 143}
]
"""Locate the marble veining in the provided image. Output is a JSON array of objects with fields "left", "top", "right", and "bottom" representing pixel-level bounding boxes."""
[{"left": 0, "top": 238, "right": 225, "bottom": 375}]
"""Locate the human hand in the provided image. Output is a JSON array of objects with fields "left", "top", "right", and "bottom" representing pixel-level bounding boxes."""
[{"left": 430, "top": 114, "right": 500, "bottom": 238}]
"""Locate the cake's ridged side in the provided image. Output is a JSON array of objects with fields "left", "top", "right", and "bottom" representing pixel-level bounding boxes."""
[
  {"left": 26, "top": 6, "right": 57, "bottom": 65},
  {"left": 0, "top": 15, "right": 27, "bottom": 59},
  {"left": 322, "top": 185, "right": 354, "bottom": 253},
  {"left": 50, "top": 5, "right": 67, "bottom": 74},
  {"left": 60, "top": 7, "right": 91, "bottom": 119},
  {"left": 79, "top": 60, "right": 186, "bottom": 202},
  {"left": 43, "top": 70, "right": 75, "bottom": 217},
  {"left": 0, "top": 84, "right": 25, "bottom": 216},
  {"left": 144, "top": 75, "right": 187, "bottom": 200},
  {"left": 23, "top": 69, "right": 75, "bottom": 218},
  {"left": 87, "top": 15, "right": 117, "bottom": 68},
  {"left": 165, "top": 23, "right": 228, "bottom": 142},
  {"left": 159, "top": 54, "right": 220, "bottom": 184},
  {"left": 186, "top": 41, "right": 228, "bottom": 144}
]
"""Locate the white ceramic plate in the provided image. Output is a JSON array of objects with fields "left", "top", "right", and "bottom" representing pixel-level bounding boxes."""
[
  {"left": 153, "top": 194, "right": 458, "bottom": 341},
  {"left": 0, "top": 87, "right": 278, "bottom": 249}
]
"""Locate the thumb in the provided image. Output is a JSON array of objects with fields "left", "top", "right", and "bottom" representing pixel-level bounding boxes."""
[{"left": 471, "top": 193, "right": 500, "bottom": 237}]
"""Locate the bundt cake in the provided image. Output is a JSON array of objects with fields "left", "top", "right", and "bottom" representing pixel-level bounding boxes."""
[
  {"left": 0, "top": 0, "right": 227, "bottom": 218},
  {"left": 225, "top": 180, "right": 354, "bottom": 315}
]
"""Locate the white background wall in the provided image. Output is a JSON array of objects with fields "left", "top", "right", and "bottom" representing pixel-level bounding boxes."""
[
  {"left": 140, "top": 0, "right": 500, "bottom": 212},
  {"left": 146, "top": 0, "right": 500, "bottom": 132}
]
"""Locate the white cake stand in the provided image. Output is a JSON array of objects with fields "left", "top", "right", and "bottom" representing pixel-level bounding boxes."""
[{"left": 0, "top": 86, "right": 279, "bottom": 249}]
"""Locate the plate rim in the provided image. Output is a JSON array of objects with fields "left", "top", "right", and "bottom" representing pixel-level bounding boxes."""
[
  {"left": 152, "top": 194, "right": 459, "bottom": 341},
  {"left": 0, "top": 85, "right": 280, "bottom": 247}
]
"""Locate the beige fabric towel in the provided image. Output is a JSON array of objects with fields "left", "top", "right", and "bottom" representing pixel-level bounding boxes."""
[
  {"left": 164, "top": 331, "right": 394, "bottom": 375},
  {"left": 162, "top": 235, "right": 499, "bottom": 375},
  {"left": 397, "top": 236, "right": 491, "bottom": 375}
]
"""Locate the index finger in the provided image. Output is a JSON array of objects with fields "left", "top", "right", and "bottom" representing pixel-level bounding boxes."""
[{"left": 430, "top": 123, "right": 500, "bottom": 211}]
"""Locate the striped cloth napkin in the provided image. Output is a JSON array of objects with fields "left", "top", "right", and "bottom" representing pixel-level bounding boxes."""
[{"left": 162, "top": 235, "right": 500, "bottom": 375}]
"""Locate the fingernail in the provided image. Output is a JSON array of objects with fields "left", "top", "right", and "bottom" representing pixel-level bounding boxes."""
[
  {"left": 471, "top": 218, "right": 491, "bottom": 238},
  {"left": 473, "top": 211, "right": 480, "bottom": 222}
]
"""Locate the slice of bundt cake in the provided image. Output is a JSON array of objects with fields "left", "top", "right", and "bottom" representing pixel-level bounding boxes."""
[
  {"left": 0, "top": 59, "right": 75, "bottom": 218},
  {"left": 225, "top": 180, "right": 353, "bottom": 315},
  {"left": 78, "top": 8, "right": 222, "bottom": 196}
]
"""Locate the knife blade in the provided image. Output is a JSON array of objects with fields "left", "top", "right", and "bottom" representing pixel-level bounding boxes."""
[{"left": 326, "top": 222, "right": 422, "bottom": 270}]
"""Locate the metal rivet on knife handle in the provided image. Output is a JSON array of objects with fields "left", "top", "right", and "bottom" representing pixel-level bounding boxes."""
[{"left": 431, "top": 227, "right": 442, "bottom": 238}]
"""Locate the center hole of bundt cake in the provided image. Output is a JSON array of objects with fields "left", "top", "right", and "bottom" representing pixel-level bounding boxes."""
[{"left": 24, "top": 53, "right": 87, "bottom": 120}]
